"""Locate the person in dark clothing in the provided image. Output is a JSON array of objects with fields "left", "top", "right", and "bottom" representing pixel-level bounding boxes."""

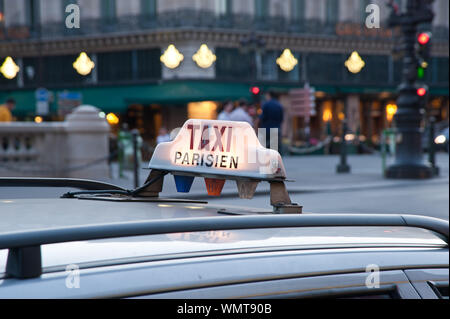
[{"left": 259, "top": 91, "right": 284, "bottom": 152}]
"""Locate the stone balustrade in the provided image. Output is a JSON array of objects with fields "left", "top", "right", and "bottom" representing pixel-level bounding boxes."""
[{"left": 0, "top": 105, "right": 110, "bottom": 179}]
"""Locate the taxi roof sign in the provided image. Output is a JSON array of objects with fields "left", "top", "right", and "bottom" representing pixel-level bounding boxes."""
[{"left": 149, "top": 119, "right": 286, "bottom": 181}]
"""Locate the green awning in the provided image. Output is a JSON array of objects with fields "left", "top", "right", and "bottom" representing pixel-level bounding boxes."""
[
  {"left": 430, "top": 87, "right": 450, "bottom": 96},
  {"left": 122, "top": 81, "right": 252, "bottom": 105},
  {"left": 3, "top": 81, "right": 253, "bottom": 115},
  {"left": 3, "top": 81, "right": 448, "bottom": 117}
]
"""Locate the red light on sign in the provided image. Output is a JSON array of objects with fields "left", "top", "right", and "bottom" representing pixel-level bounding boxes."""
[
  {"left": 417, "top": 33, "right": 430, "bottom": 45},
  {"left": 417, "top": 87, "right": 427, "bottom": 96},
  {"left": 251, "top": 87, "right": 260, "bottom": 95}
]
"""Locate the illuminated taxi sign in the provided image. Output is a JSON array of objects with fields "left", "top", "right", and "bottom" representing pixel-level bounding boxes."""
[
  {"left": 176, "top": 123, "right": 237, "bottom": 169},
  {"left": 149, "top": 119, "right": 286, "bottom": 196}
]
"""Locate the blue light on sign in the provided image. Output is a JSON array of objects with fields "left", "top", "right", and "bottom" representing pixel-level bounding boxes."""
[{"left": 174, "top": 175, "right": 195, "bottom": 193}]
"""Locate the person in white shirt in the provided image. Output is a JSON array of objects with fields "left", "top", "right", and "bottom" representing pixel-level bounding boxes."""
[
  {"left": 156, "top": 127, "right": 171, "bottom": 144},
  {"left": 229, "top": 99, "right": 252, "bottom": 125},
  {"left": 217, "top": 101, "right": 234, "bottom": 121}
]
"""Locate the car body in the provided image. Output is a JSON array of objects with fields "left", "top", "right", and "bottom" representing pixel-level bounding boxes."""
[
  {"left": 0, "top": 193, "right": 448, "bottom": 299},
  {"left": 423, "top": 124, "right": 449, "bottom": 153},
  {"left": 434, "top": 127, "right": 449, "bottom": 153},
  {"left": 0, "top": 120, "right": 448, "bottom": 299}
]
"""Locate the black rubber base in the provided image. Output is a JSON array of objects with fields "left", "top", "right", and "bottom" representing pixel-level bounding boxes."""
[
  {"left": 336, "top": 164, "right": 351, "bottom": 173},
  {"left": 431, "top": 166, "right": 440, "bottom": 177},
  {"left": 385, "top": 164, "right": 433, "bottom": 179}
]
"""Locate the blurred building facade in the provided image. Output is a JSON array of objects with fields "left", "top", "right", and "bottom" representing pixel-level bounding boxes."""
[{"left": 0, "top": 0, "right": 448, "bottom": 145}]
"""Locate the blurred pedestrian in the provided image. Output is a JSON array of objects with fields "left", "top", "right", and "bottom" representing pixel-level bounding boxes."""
[
  {"left": 217, "top": 100, "right": 234, "bottom": 121},
  {"left": 0, "top": 98, "right": 16, "bottom": 122},
  {"left": 229, "top": 99, "right": 252, "bottom": 125},
  {"left": 247, "top": 103, "right": 258, "bottom": 127},
  {"left": 156, "top": 127, "right": 171, "bottom": 144},
  {"left": 260, "top": 91, "right": 284, "bottom": 151}
]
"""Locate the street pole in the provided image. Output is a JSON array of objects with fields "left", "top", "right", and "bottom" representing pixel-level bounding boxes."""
[
  {"left": 428, "top": 116, "right": 439, "bottom": 176},
  {"left": 337, "top": 119, "right": 351, "bottom": 173},
  {"left": 385, "top": 0, "right": 433, "bottom": 179},
  {"left": 131, "top": 129, "right": 140, "bottom": 188}
]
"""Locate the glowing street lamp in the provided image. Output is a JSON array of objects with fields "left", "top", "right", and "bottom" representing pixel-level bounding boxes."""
[
  {"left": 73, "top": 52, "right": 95, "bottom": 76},
  {"left": 276, "top": 49, "right": 298, "bottom": 72},
  {"left": 106, "top": 113, "right": 119, "bottom": 125},
  {"left": 160, "top": 44, "right": 184, "bottom": 69},
  {"left": 34, "top": 116, "right": 43, "bottom": 123},
  {"left": 0, "top": 56, "right": 20, "bottom": 79},
  {"left": 192, "top": 44, "right": 216, "bottom": 69},
  {"left": 386, "top": 103, "right": 398, "bottom": 122},
  {"left": 322, "top": 109, "right": 332, "bottom": 122},
  {"left": 345, "top": 51, "right": 365, "bottom": 74}
]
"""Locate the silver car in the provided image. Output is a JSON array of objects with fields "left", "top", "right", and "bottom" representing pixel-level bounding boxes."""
[{"left": 0, "top": 178, "right": 448, "bottom": 299}]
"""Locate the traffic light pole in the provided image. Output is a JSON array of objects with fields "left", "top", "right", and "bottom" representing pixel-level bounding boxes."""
[{"left": 385, "top": 0, "right": 433, "bottom": 179}]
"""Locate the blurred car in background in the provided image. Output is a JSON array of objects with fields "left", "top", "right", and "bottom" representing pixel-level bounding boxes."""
[
  {"left": 423, "top": 123, "right": 449, "bottom": 153},
  {"left": 434, "top": 127, "right": 449, "bottom": 153}
]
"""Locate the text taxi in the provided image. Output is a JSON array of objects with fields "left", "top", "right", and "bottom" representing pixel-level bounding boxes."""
[{"left": 0, "top": 119, "right": 448, "bottom": 299}]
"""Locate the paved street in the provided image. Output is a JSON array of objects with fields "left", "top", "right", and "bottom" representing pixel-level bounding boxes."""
[
  {"left": 1, "top": 153, "right": 448, "bottom": 220},
  {"left": 162, "top": 153, "right": 449, "bottom": 220}
]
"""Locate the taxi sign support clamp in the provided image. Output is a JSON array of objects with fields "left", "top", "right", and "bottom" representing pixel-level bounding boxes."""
[{"left": 270, "top": 181, "right": 302, "bottom": 214}]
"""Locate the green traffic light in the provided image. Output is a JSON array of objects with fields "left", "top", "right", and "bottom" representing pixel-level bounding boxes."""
[{"left": 417, "top": 67, "right": 425, "bottom": 79}]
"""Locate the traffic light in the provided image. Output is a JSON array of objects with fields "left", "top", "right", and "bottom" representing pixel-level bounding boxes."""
[
  {"left": 250, "top": 86, "right": 261, "bottom": 103},
  {"left": 416, "top": 32, "right": 432, "bottom": 80},
  {"left": 417, "top": 32, "right": 430, "bottom": 45},
  {"left": 416, "top": 87, "right": 427, "bottom": 97}
]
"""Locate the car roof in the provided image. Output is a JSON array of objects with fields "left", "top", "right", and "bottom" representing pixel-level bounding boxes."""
[
  {"left": 0, "top": 198, "right": 447, "bottom": 243},
  {"left": 1, "top": 198, "right": 447, "bottom": 273}
]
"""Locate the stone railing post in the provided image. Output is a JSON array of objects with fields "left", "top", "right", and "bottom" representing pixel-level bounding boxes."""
[{"left": 64, "top": 105, "right": 110, "bottom": 179}]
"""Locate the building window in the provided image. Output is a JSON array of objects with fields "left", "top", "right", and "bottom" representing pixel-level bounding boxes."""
[
  {"left": 101, "top": 0, "right": 116, "bottom": 22},
  {"left": 98, "top": 51, "right": 133, "bottom": 83},
  {"left": 307, "top": 53, "right": 343, "bottom": 84},
  {"left": 216, "top": 48, "right": 254, "bottom": 80},
  {"left": 25, "top": 0, "right": 40, "bottom": 32},
  {"left": 136, "top": 48, "right": 161, "bottom": 80},
  {"left": 141, "top": 0, "right": 157, "bottom": 17},
  {"left": 255, "top": 0, "right": 269, "bottom": 18},
  {"left": 215, "top": 0, "right": 232, "bottom": 16},
  {"left": 261, "top": 51, "right": 277, "bottom": 81},
  {"left": 326, "top": 0, "right": 338, "bottom": 25},
  {"left": 20, "top": 55, "right": 85, "bottom": 86},
  {"left": 291, "top": 0, "right": 305, "bottom": 20}
]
